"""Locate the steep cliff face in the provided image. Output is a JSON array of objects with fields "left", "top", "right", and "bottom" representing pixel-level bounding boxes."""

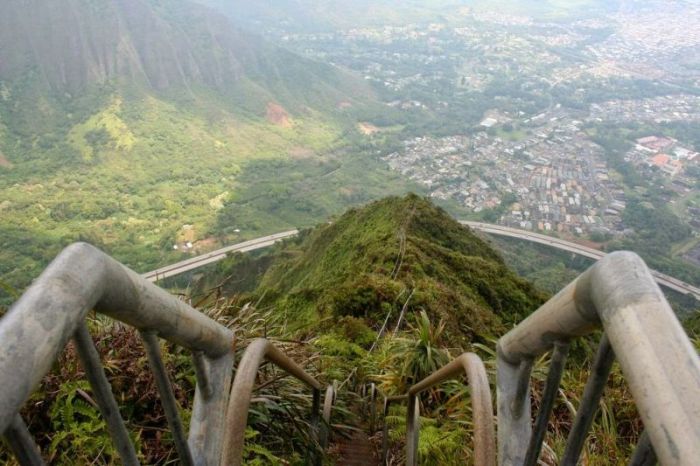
[
  {"left": 0, "top": 0, "right": 370, "bottom": 101},
  {"left": 3, "top": 0, "right": 224, "bottom": 91}
]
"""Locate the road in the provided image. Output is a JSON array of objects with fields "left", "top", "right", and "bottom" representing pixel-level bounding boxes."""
[
  {"left": 142, "top": 223, "right": 700, "bottom": 301},
  {"left": 461, "top": 221, "right": 700, "bottom": 301},
  {"left": 142, "top": 230, "right": 299, "bottom": 282}
]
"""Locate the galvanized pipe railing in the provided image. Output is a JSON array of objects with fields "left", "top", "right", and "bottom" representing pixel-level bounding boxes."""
[
  {"left": 406, "top": 353, "right": 495, "bottom": 466},
  {"left": 3, "top": 243, "right": 698, "bottom": 465},
  {"left": 366, "top": 382, "right": 378, "bottom": 434},
  {"left": 3, "top": 415, "right": 43, "bottom": 466},
  {"left": 380, "top": 394, "right": 406, "bottom": 464},
  {"left": 320, "top": 383, "right": 337, "bottom": 450},
  {"left": 496, "top": 251, "right": 700, "bottom": 466},
  {"left": 360, "top": 382, "right": 397, "bottom": 463},
  {"left": 370, "top": 353, "right": 495, "bottom": 466},
  {"left": 220, "top": 338, "right": 324, "bottom": 466},
  {"left": 0, "top": 242, "right": 235, "bottom": 465}
]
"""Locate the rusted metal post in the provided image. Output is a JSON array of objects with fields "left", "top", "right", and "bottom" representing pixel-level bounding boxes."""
[
  {"left": 141, "top": 330, "right": 194, "bottom": 466},
  {"left": 369, "top": 383, "right": 377, "bottom": 434},
  {"left": 310, "top": 387, "right": 322, "bottom": 466},
  {"left": 380, "top": 397, "right": 390, "bottom": 464},
  {"left": 523, "top": 341, "right": 569, "bottom": 466},
  {"left": 561, "top": 334, "right": 615, "bottom": 465},
  {"left": 380, "top": 395, "right": 406, "bottom": 465},
  {"left": 320, "top": 384, "right": 336, "bottom": 450}
]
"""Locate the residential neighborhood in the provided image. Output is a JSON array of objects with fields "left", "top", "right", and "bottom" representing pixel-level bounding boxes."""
[{"left": 383, "top": 107, "right": 629, "bottom": 237}]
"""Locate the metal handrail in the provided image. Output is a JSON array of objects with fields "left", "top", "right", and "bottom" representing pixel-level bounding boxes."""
[
  {"left": 380, "top": 394, "right": 406, "bottom": 464},
  {"left": 359, "top": 382, "right": 380, "bottom": 435},
  {"left": 371, "top": 353, "right": 495, "bottom": 466},
  {"left": 3, "top": 243, "right": 698, "bottom": 465},
  {"left": 361, "top": 382, "right": 393, "bottom": 463},
  {"left": 368, "top": 382, "right": 378, "bottom": 434},
  {"left": 0, "top": 242, "right": 235, "bottom": 465},
  {"left": 406, "top": 353, "right": 495, "bottom": 466},
  {"left": 320, "top": 383, "right": 337, "bottom": 450},
  {"left": 220, "top": 338, "right": 324, "bottom": 466},
  {"left": 0, "top": 243, "right": 342, "bottom": 465},
  {"left": 496, "top": 251, "right": 700, "bottom": 466}
]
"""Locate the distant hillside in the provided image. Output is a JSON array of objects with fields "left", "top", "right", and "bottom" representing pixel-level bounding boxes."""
[
  {"left": 0, "top": 0, "right": 390, "bottom": 300},
  {"left": 196, "top": 0, "right": 621, "bottom": 32},
  {"left": 0, "top": 0, "right": 375, "bottom": 172},
  {"left": 200, "top": 194, "right": 547, "bottom": 342},
  {"left": 0, "top": 0, "right": 370, "bottom": 107},
  {"left": 194, "top": 0, "right": 451, "bottom": 31}
]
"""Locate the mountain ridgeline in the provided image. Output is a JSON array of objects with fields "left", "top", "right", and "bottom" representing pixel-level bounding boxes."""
[
  {"left": 0, "top": 0, "right": 370, "bottom": 108},
  {"left": 200, "top": 195, "right": 547, "bottom": 342}
]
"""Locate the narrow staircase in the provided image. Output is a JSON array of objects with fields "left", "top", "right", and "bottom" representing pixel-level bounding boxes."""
[{"left": 336, "top": 431, "right": 379, "bottom": 466}]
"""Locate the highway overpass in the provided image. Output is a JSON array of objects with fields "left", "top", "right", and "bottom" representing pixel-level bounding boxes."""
[
  {"left": 142, "top": 230, "right": 298, "bottom": 282},
  {"left": 142, "top": 223, "right": 699, "bottom": 301},
  {"left": 461, "top": 221, "right": 700, "bottom": 301}
]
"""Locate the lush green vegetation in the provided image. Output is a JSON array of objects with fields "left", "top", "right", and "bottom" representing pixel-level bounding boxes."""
[
  {"left": 0, "top": 0, "right": 405, "bottom": 304},
  {"left": 0, "top": 102, "right": 417, "bottom": 304},
  {"left": 1, "top": 0, "right": 698, "bottom": 460},
  {"left": 4, "top": 320, "right": 197, "bottom": 464},
  {"left": 200, "top": 195, "right": 547, "bottom": 340},
  {"left": 195, "top": 197, "right": 658, "bottom": 464},
  {"left": 213, "top": 143, "right": 418, "bottom": 237},
  {"left": 0, "top": 88, "right": 354, "bottom": 299},
  {"left": 4, "top": 196, "right": 693, "bottom": 464}
]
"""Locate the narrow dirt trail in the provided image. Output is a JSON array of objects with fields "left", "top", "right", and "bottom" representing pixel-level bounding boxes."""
[{"left": 336, "top": 430, "right": 379, "bottom": 466}]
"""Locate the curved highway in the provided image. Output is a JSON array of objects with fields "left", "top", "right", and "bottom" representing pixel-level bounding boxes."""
[
  {"left": 142, "top": 230, "right": 298, "bottom": 282},
  {"left": 143, "top": 222, "right": 699, "bottom": 301},
  {"left": 461, "top": 221, "right": 700, "bottom": 301}
]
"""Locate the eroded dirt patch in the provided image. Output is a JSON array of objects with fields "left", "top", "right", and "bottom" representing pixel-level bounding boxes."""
[
  {"left": 266, "top": 102, "right": 292, "bottom": 128},
  {"left": 0, "top": 151, "right": 12, "bottom": 168},
  {"left": 358, "top": 122, "right": 380, "bottom": 135},
  {"left": 289, "top": 146, "right": 315, "bottom": 159}
]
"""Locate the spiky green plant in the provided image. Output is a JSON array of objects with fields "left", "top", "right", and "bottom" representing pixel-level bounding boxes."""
[{"left": 376, "top": 311, "right": 451, "bottom": 397}]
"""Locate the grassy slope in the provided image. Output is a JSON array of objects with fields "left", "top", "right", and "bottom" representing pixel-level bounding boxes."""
[
  {"left": 3, "top": 196, "right": 687, "bottom": 464},
  {"left": 201, "top": 194, "right": 547, "bottom": 342},
  {"left": 0, "top": 59, "right": 399, "bottom": 283},
  {"left": 0, "top": 86, "right": 411, "bottom": 296}
]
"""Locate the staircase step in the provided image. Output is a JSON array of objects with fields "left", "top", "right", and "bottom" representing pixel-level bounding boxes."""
[{"left": 336, "top": 431, "right": 379, "bottom": 466}]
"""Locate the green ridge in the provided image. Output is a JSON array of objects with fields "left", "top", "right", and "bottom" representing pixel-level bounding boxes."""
[{"left": 202, "top": 194, "right": 547, "bottom": 342}]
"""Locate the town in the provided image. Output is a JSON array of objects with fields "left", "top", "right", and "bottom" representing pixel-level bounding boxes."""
[
  {"left": 382, "top": 110, "right": 626, "bottom": 237},
  {"left": 273, "top": 2, "right": 700, "bottom": 247}
]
